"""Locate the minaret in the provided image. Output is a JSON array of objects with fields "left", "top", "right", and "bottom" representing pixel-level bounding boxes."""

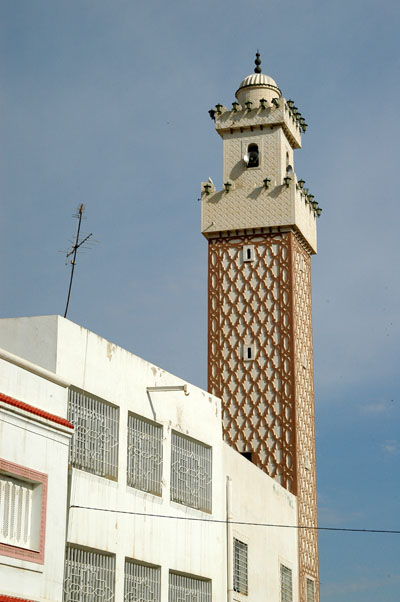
[{"left": 201, "top": 54, "right": 320, "bottom": 601}]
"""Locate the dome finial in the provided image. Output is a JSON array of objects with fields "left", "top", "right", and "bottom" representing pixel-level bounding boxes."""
[{"left": 254, "top": 50, "right": 262, "bottom": 74}]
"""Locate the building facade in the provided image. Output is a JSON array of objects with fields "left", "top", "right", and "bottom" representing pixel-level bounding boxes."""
[
  {"left": 0, "top": 315, "right": 300, "bottom": 602},
  {"left": 202, "top": 54, "right": 320, "bottom": 601}
]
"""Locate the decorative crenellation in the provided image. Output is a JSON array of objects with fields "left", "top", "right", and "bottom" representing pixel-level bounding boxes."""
[
  {"left": 210, "top": 99, "right": 307, "bottom": 146},
  {"left": 201, "top": 175, "right": 318, "bottom": 253}
]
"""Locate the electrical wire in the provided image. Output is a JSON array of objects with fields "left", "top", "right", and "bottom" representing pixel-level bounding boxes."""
[{"left": 70, "top": 505, "right": 400, "bottom": 534}]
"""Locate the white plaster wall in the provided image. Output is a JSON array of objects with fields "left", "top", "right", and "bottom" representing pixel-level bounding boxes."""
[
  {"left": 0, "top": 317, "right": 301, "bottom": 602},
  {"left": 224, "top": 444, "right": 299, "bottom": 602},
  {"left": 0, "top": 357, "right": 67, "bottom": 418},
  {"left": 0, "top": 364, "right": 71, "bottom": 602},
  {"left": 0, "top": 316, "right": 59, "bottom": 372},
  {"left": 53, "top": 317, "right": 225, "bottom": 601}
]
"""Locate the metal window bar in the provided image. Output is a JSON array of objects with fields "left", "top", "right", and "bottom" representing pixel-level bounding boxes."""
[
  {"left": 124, "top": 559, "right": 161, "bottom": 602},
  {"left": 280, "top": 565, "right": 293, "bottom": 602},
  {"left": 68, "top": 389, "right": 119, "bottom": 479},
  {"left": 63, "top": 545, "right": 115, "bottom": 602},
  {"left": 170, "top": 432, "right": 212, "bottom": 512},
  {"left": 233, "top": 538, "right": 248, "bottom": 595},
  {"left": 169, "top": 572, "right": 212, "bottom": 602},
  {"left": 306, "top": 578, "right": 315, "bottom": 602},
  {"left": 127, "top": 414, "right": 163, "bottom": 495},
  {"left": 0, "top": 475, "right": 32, "bottom": 548}
]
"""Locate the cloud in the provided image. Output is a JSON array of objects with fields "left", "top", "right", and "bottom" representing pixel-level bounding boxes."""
[
  {"left": 317, "top": 505, "right": 364, "bottom": 527},
  {"left": 360, "top": 401, "right": 387, "bottom": 414},
  {"left": 382, "top": 440, "right": 400, "bottom": 456},
  {"left": 322, "top": 574, "right": 400, "bottom": 597}
]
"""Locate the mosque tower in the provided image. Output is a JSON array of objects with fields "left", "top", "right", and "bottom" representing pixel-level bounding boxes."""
[{"left": 201, "top": 53, "right": 320, "bottom": 601}]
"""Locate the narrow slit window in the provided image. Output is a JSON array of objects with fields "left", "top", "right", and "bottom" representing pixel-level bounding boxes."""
[
  {"left": 243, "top": 344, "right": 255, "bottom": 361},
  {"left": 280, "top": 564, "right": 293, "bottom": 602},
  {"left": 243, "top": 245, "right": 255, "bottom": 262},
  {"left": 233, "top": 538, "right": 248, "bottom": 595},
  {"left": 306, "top": 578, "right": 315, "bottom": 602}
]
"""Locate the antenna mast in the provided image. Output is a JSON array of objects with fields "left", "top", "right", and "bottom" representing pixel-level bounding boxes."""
[{"left": 64, "top": 203, "right": 93, "bottom": 318}]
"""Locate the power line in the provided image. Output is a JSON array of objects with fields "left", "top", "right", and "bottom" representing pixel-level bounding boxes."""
[{"left": 70, "top": 505, "right": 400, "bottom": 535}]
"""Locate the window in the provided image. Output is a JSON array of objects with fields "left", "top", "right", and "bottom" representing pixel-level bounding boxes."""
[
  {"left": 0, "top": 459, "right": 47, "bottom": 564},
  {"left": 246, "top": 143, "right": 259, "bottom": 168},
  {"left": 306, "top": 578, "right": 315, "bottom": 602},
  {"left": 243, "top": 344, "right": 255, "bottom": 361},
  {"left": 170, "top": 432, "right": 212, "bottom": 512},
  {"left": 233, "top": 538, "right": 248, "bottom": 594},
  {"left": 280, "top": 564, "right": 293, "bottom": 602},
  {"left": 1, "top": 475, "right": 33, "bottom": 548},
  {"left": 125, "top": 559, "right": 161, "bottom": 602},
  {"left": 68, "top": 388, "right": 119, "bottom": 479},
  {"left": 169, "top": 572, "right": 211, "bottom": 602},
  {"left": 243, "top": 245, "right": 255, "bottom": 262},
  {"left": 64, "top": 545, "right": 115, "bottom": 602},
  {"left": 127, "top": 414, "right": 163, "bottom": 495}
]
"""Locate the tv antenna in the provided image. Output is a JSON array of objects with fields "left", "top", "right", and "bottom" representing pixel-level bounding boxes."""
[{"left": 63, "top": 203, "right": 93, "bottom": 318}]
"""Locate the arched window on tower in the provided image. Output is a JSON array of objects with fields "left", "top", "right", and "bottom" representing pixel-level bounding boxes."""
[{"left": 245, "top": 143, "right": 259, "bottom": 168}]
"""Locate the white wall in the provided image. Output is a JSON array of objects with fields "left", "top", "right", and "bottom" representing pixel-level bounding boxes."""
[
  {"left": 0, "top": 316, "right": 300, "bottom": 601},
  {"left": 0, "top": 360, "right": 72, "bottom": 602},
  {"left": 224, "top": 444, "right": 299, "bottom": 602}
]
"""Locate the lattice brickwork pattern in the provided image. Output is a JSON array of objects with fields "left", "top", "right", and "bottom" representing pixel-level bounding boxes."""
[
  {"left": 292, "top": 238, "right": 319, "bottom": 601},
  {"left": 208, "top": 232, "right": 297, "bottom": 492}
]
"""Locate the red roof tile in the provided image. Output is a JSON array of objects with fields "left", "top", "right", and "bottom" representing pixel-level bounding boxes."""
[
  {"left": 0, "top": 392, "right": 73, "bottom": 429},
  {"left": 0, "top": 597, "right": 37, "bottom": 602}
]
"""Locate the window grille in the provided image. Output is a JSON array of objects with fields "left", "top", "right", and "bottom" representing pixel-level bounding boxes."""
[
  {"left": 170, "top": 432, "right": 212, "bottom": 512},
  {"left": 63, "top": 545, "right": 115, "bottom": 602},
  {"left": 233, "top": 538, "right": 248, "bottom": 594},
  {"left": 68, "top": 389, "right": 119, "bottom": 479},
  {"left": 306, "top": 578, "right": 315, "bottom": 602},
  {"left": 0, "top": 475, "right": 32, "bottom": 548},
  {"left": 169, "top": 572, "right": 211, "bottom": 602},
  {"left": 127, "top": 414, "right": 163, "bottom": 495},
  {"left": 124, "top": 559, "right": 161, "bottom": 602},
  {"left": 280, "top": 565, "right": 293, "bottom": 602}
]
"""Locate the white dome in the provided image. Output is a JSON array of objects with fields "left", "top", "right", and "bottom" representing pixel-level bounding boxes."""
[
  {"left": 237, "top": 72, "right": 280, "bottom": 93},
  {"left": 235, "top": 70, "right": 282, "bottom": 106}
]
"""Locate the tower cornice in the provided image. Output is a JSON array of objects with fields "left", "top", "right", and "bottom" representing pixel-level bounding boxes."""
[
  {"left": 215, "top": 99, "right": 302, "bottom": 149},
  {"left": 215, "top": 98, "right": 301, "bottom": 148}
]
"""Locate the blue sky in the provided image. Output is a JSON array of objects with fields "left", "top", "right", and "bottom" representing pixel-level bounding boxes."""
[{"left": 1, "top": 1, "right": 399, "bottom": 599}]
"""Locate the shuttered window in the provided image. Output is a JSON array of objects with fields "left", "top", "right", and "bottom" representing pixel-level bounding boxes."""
[
  {"left": 233, "top": 538, "right": 248, "bottom": 594},
  {"left": 127, "top": 414, "right": 163, "bottom": 495},
  {"left": 306, "top": 578, "right": 315, "bottom": 602},
  {"left": 169, "top": 572, "right": 211, "bottom": 602},
  {"left": 0, "top": 475, "right": 33, "bottom": 548},
  {"left": 280, "top": 565, "right": 293, "bottom": 602},
  {"left": 124, "top": 559, "right": 161, "bottom": 602},
  {"left": 68, "top": 389, "right": 119, "bottom": 479},
  {"left": 170, "top": 432, "right": 212, "bottom": 512},
  {"left": 63, "top": 546, "right": 115, "bottom": 602}
]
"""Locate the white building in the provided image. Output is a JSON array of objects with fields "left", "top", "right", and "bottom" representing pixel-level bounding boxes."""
[
  {"left": 0, "top": 314, "right": 299, "bottom": 602},
  {"left": 0, "top": 55, "right": 320, "bottom": 602}
]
